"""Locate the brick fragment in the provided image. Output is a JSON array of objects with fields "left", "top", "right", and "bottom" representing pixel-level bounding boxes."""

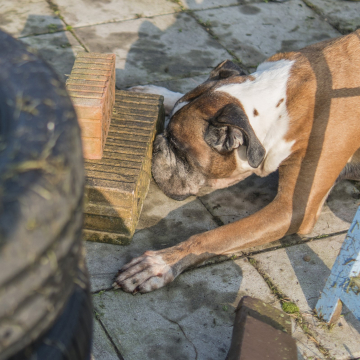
[
  {"left": 66, "top": 52, "right": 116, "bottom": 159},
  {"left": 235, "top": 296, "right": 293, "bottom": 334},
  {"left": 83, "top": 90, "right": 165, "bottom": 245},
  {"left": 226, "top": 297, "right": 297, "bottom": 360}
]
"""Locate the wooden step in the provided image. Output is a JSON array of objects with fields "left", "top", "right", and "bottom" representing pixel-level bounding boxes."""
[{"left": 83, "top": 90, "right": 165, "bottom": 245}]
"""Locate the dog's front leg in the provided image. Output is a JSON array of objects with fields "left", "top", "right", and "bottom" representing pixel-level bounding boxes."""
[
  {"left": 113, "top": 194, "right": 293, "bottom": 293},
  {"left": 114, "top": 159, "right": 312, "bottom": 294}
]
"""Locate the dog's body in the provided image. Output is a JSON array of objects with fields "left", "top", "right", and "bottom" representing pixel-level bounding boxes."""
[{"left": 114, "top": 30, "right": 360, "bottom": 294}]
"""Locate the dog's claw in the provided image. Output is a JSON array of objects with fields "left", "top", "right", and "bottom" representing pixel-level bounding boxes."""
[
  {"left": 132, "top": 286, "right": 140, "bottom": 295},
  {"left": 112, "top": 281, "right": 121, "bottom": 289}
]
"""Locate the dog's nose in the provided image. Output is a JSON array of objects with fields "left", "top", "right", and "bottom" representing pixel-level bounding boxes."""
[{"left": 153, "top": 134, "right": 166, "bottom": 153}]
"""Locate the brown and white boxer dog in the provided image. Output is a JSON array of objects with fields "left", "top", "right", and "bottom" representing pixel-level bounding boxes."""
[{"left": 113, "top": 30, "right": 360, "bottom": 294}]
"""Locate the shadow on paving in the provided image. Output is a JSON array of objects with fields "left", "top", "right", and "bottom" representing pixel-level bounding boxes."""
[
  {"left": 141, "top": 264, "right": 243, "bottom": 360},
  {"left": 93, "top": 253, "right": 244, "bottom": 360},
  {"left": 19, "top": 14, "right": 63, "bottom": 38},
  {"left": 18, "top": 14, "right": 80, "bottom": 83},
  {"left": 113, "top": 16, "right": 230, "bottom": 89}
]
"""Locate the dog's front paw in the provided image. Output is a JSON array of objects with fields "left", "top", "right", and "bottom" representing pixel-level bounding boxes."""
[{"left": 113, "top": 251, "right": 175, "bottom": 294}]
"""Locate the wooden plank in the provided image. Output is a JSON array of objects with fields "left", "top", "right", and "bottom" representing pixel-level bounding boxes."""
[
  {"left": 83, "top": 229, "right": 132, "bottom": 246},
  {"left": 77, "top": 52, "right": 115, "bottom": 59},
  {"left": 315, "top": 206, "right": 360, "bottom": 324},
  {"left": 66, "top": 79, "right": 107, "bottom": 87}
]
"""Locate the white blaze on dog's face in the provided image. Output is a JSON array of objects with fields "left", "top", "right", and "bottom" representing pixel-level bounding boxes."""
[{"left": 151, "top": 60, "right": 295, "bottom": 200}]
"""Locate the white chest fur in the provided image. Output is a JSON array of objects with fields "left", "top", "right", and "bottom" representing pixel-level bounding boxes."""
[{"left": 216, "top": 59, "right": 296, "bottom": 175}]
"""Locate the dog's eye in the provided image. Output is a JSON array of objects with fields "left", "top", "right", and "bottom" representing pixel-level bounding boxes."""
[
  {"left": 169, "top": 138, "right": 177, "bottom": 148},
  {"left": 168, "top": 134, "right": 179, "bottom": 149}
]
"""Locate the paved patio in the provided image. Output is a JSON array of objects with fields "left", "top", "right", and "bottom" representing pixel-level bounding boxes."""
[{"left": 1, "top": 0, "right": 360, "bottom": 359}]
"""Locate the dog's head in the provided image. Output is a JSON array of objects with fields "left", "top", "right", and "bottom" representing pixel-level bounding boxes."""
[{"left": 152, "top": 60, "right": 266, "bottom": 200}]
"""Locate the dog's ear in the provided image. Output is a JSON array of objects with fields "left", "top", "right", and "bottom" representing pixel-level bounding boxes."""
[
  {"left": 180, "top": 61, "right": 246, "bottom": 104},
  {"left": 204, "top": 104, "right": 266, "bottom": 168},
  {"left": 208, "top": 60, "right": 247, "bottom": 81}
]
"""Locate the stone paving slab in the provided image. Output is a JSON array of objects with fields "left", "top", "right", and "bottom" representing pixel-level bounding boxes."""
[
  {"left": 74, "top": 12, "right": 229, "bottom": 88},
  {"left": 304, "top": 0, "right": 360, "bottom": 34},
  {"left": 195, "top": 0, "right": 341, "bottom": 68},
  {"left": 92, "top": 258, "right": 279, "bottom": 360},
  {"left": 93, "top": 319, "right": 121, "bottom": 360},
  {"left": 20, "top": 31, "right": 84, "bottom": 81},
  {"left": 294, "top": 326, "right": 324, "bottom": 360},
  {"left": 85, "top": 180, "right": 218, "bottom": 292},
  {"left": 52, "top": 0, "right": 181, "bottom": 28},
  {"left": 253, "top": 235, "right": 360, "bottom": 359},
  {"left": 0, "top": 0, "right": 64, "bottom": 38}
]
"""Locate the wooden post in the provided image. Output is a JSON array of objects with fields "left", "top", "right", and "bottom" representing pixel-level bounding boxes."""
[{"left": 66, "top": 52, "right": 116, "bottom": 159}]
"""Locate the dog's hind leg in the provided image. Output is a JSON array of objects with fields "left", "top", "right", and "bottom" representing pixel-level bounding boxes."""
[
  {"left": 299, "top": 147, "right": 360, "bottom": 233},
  {"left": 337, "top": 148, "right": 360, "bottom": 182}
]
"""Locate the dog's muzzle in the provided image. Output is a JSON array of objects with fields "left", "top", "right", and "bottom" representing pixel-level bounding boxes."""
[{"left": 151, "top": 134, "right": 205, "bottom": 201}]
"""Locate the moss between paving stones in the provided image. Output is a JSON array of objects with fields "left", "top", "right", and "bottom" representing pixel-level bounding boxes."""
[{"left": 282, "top": 301, "right": 300, "bottom": 314}]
